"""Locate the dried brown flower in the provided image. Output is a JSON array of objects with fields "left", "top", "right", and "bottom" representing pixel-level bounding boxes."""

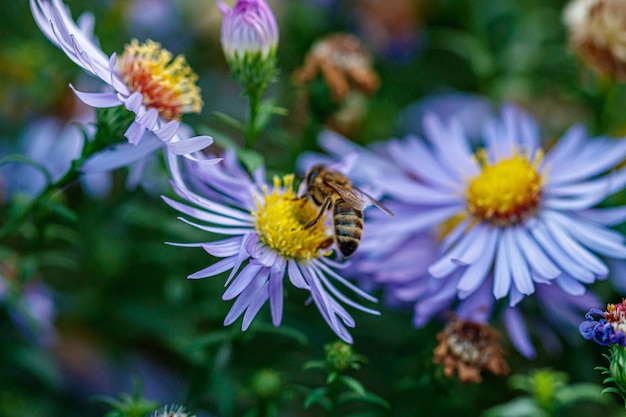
[
  {"left": 433, "top": 317, "right": 509, "bottom": 384},
  {"left": 293, "top": 33, "right": 380, "bottom": 102},
  {"left": 564, "top": 0, "right": 626, "bottom": 80}
]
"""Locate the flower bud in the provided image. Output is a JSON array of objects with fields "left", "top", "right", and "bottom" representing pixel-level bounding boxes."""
[
  {"left": 251, "top": 369, "right": 282, "bottom": 399},
  {"left": 564, "top": 0, "right": 626, "bottom": 80},
  {"left": 609, "top": 345, "right": 626, "bottom": 393},
  {"left": 324, "top": 341, "right": 361, "bottom": 372},
  {"left": 218, "top": 0, "right": 279, "bottom": 92}
]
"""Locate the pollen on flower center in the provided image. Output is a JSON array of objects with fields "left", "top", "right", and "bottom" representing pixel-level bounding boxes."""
[
  {"left": 118, "top": 39, "right": 203, "bottom": 121},
  {"left": 466, "top": 150, "right": 543, "bottom": 225},
  {"left": 605, "top": 300, "right": 626, "bottom": 333},
  {"left": 253, "top": 175, "right": 332, "bottom": 261}
]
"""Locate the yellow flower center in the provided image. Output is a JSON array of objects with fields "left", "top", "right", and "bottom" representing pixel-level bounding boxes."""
[
  {"left": 118, "top": 39, "right": 202, "bottom": 121},
  {"left": 253, "top": 175, "right": 332, "bottom": 261},
  {"left": 466, "top": 150, "right": 543, "bottom": 226}
]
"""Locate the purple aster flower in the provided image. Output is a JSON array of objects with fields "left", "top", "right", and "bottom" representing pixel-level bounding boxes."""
[
  {"left": 218, "top": 0, "right": 279, "bottom": 60},
  {"left": 30, "top": 0, "right": 213, "bottom": 162},
  {"left": 164, "top": 151, "right": 379, "bottom": 343},
  {"left": 580, "top": 300, "right": 626, "bottom": 346},
  {"left": 321, "top": 105, "right": 626, "bottom": 303},
  {"left": 302, "top": 115, "right": 622, "bottom": 359}
]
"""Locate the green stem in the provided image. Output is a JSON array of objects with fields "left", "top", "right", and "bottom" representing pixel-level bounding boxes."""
[
  {"left": 245, "top": 88, "right": 263, "bottom": 149},
  {"left": 0, "top": 166, "right": 80, "bottom": 242},
  {"left": 326, "top": 377, "right": 341, "bottom": 417}
]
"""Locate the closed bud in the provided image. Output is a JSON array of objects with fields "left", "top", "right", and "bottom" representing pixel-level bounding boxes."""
[
  {"left": 324, "top": 341, "right": 361, "bottom": 372},
  {"left": 218, "top": 0, "right": 279, "bottom": 92},
  {"left": 609, "top": 345, "right": 626, "bottom": 393}
]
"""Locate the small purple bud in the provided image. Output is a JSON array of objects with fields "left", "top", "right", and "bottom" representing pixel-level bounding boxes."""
[{"left": 218, "top": 0, "right": 279, "bottom": 59}]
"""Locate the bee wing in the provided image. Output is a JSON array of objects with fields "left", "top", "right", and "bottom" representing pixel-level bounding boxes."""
[
  {"left": 352, "top": 185, "right": 395, "bottom": 217},
  {"left": 324, "top": 181, "right": 394, "bottom": 217}
]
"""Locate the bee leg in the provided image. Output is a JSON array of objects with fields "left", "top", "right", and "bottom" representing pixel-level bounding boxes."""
[
  {"left": 304, "top": 197, "right": 332, "bottom": 229},
  {"left": 317, "top": 237, "right": 334, "bottom": 251}
]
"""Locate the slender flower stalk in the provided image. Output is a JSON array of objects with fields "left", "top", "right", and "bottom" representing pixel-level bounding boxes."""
[
  {"left": 164, "top": 151, "right": 378, "bottom": 343},
  {"left": 218, "top": 0, "right": 279, "bottom": 148}
]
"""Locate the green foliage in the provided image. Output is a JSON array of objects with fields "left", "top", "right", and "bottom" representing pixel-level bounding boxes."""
[
  {"left": 483, "top": 369, "right": 613, "bottom": 417},
  {"left": 301, "top": 342, "right": 389, "bottom": 416},
  {"left": 3, "top": 0, "right": 626, "bottom": 416},
  {"left": 95, "top": 380, "right": 158, "bottom": 417}
]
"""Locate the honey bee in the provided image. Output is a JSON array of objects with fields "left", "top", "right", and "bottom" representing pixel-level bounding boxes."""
[{"left": 301, "top": 164, "right": 394, "bottom": 257}]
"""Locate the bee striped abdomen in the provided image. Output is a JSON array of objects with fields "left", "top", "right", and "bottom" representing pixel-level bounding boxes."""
[{"left": 333, "top": 199, "right": 364, "bottom": 257}]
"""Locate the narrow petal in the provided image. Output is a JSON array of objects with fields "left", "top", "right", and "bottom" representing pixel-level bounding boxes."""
[
  {"left": 456, "top": 228, "right": 498, "bottom": 295},
  {"left": 429, "top": 224, "right": 486, "bottom": 278},
  {"left": 167, "top": 135, "right": 214, "bottom": 155},
  {"left": 155, "top": 120, "right": 180, "bottom": 142},
  {"left": 188, "top": 256, "right": 237, "bottom": 279},
  {"left": 269, "top": 260, "right": 285, "bottom": 326},
  {"left": 503, "top": 228, "right": 534, "bottom": 296},
  {"left": 124, "top": 122, "right": 146, "bottom": 145},
  {"left": 504, "top": 307, "right": 536, "bottom": 359},
  {"left": 162, "top": 196, "right": 252, "bottom": 227},
  {"left": 493, "top": 230, "right": 511, "bottom": 299},
  {"left": 223, "top": 264, "right": 263, "bottom": 300},
  {"left": 123, "top": 91, "right": 143, "bottom": 113},
  {"left": 530, "top": 220, "right": 596, "bottom": 283},
  {"left": 81, "top": 136, "right": 163, "bottom": 172},
  {"left": 386, "top": 137, "right": 458, "bottom": 189},
  {"left": 287, "top": 260, "right": 309, "bottom": 289},
  {"left": 452, "top": 223, "right": 493, "bottom": 266},
  {"left": 543, "top": 217, "right": 608, "bottom": 278},
  {"left": 177, "top": 217, "right": 254, "bottom": 236},
  {"left": 555, "top": 275, "right": 587, "bottom": 296},
  {"left": 577, "top": 207, "right": 626, "bottom": 226},
  {"left": 200, "top": 236, "right": 244, "bottom": 257},
  {"left": 544, "top": 210, "right": 626, "bottom": 259},
  {"left": 224, "top": 268, "right": 270, "bottom": 326},
  {"left": 242, "top": 281, "right": 269, "bottom": 330},
  {"left": 516, "top": 225, "right": 561, "bottom": 279},
  {"left": 69, "top": 86, "right": 120, "bottom": 107}
]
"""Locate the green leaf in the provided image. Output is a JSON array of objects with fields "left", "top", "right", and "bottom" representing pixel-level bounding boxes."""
[
  {"left": 39, "top": 199, "right": 78, "bottom": 223},
  {"left": 326, "top": 370, "right": 339, "bottom": 385},
  {"left": 304, "top": 387, "right": 330, "bottom": 409},
  {"left": 340, "top": 375, "right": 366, "bottom": 396},
  {"left": 338, "top": 391, "right": 390, "bottom": 409},
  {"left": 213, "top": 111, "right": 246, "bottom": 132},
  {"left": 481, "top": 397, "right": 549, "bottom": 417},
  {"left": 303, "top": 360, "right": 326, "bottom": 371},
  {"left": 556, "top": 383, "right": 610, "bottom": 407}
]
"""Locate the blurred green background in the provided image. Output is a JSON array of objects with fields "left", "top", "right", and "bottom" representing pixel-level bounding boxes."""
[{"left": 1, "top": 0, "right": 625, "bottom": 416}]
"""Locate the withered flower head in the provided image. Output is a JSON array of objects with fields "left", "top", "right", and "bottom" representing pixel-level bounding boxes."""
[
  {"left": 564, "top": 0, "right": 626, "bottom": 80},
  {"left": 293, "top": 33, "right": 380, "bottom": 102},
  {"left": 433, "top": 317, "right": 509, "bottom": 384}
]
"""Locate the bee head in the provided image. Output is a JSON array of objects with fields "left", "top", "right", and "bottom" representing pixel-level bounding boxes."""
[{"left": 305, "top": 164, "right": 325, "bottom": 187}]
